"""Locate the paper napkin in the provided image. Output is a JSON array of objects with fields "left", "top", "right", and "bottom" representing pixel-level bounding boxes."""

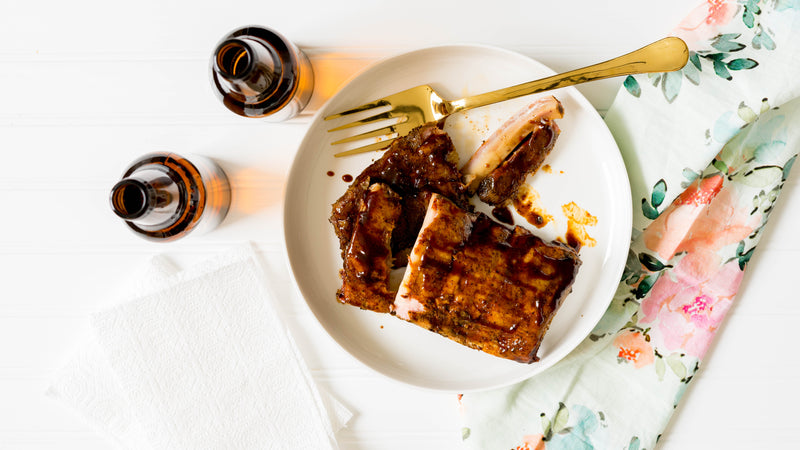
[
  {"left": 48, "top": 245, "right": 351, "bottom": 449},
  {"left": 460, "top": 1, "right": 800, "bottom": 449}
]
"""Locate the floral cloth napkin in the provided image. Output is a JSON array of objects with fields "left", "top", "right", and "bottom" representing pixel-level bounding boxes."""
[{"left": 459, "top": 1, "right": 800, "bottom": 449}]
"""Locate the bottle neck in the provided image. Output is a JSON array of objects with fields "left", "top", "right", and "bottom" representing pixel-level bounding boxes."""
[
  {"left": 212, "top": 37, "right": 281, "bottom": 98},
  {"left": 110, "top": 168, "right": 182, "bottom": 227}
]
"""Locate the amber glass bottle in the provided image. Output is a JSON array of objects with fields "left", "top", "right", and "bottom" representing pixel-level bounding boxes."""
[
  {"left": 110, "top": 153, "right": 231, "bottom": 241},
  {"left": 210, "top": 26, "right": 314, "bottom": 121}
]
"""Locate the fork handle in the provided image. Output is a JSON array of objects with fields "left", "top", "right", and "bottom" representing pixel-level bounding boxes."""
[{"left": 446, "top": 37, "right": 688, "bottom": 115}]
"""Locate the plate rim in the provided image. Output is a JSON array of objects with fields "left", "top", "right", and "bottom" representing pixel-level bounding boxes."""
[{"left": 282, "top": 43, "right": 632, "bottom": 392}]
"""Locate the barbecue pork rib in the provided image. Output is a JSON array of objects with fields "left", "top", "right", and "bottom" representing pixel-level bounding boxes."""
[
  {"left": 330, "top": 123, "right": 468, "bottom": 260},
  {"left": 331, "top": 122, "right": 469, "bottom": 311},
  {"left": 462, "top": 96, "right": 564, "bottom": 203},
  {"left": 394, "top": 193, "right": 581, "bottom": 363},
  {"left": 477, "top": 119, "right": 560, "bottom": 205},
  {"left": 337, "top": 183, "right": 402, "bottom": 312}
]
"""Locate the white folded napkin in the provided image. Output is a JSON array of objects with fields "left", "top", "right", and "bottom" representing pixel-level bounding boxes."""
[{"left": 48, "top": 245, "right": 351, "bottom": 449}]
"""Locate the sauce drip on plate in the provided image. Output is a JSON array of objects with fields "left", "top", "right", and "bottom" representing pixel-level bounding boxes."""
[
  {"left": 491, "top": 205, "right": 514, "bottom": 225},
  {"left": 561, "top": 201, "right": 597, "bottom": 249},
  {"left": 512, "top": 184, "right": 553, "bottom": 229}
]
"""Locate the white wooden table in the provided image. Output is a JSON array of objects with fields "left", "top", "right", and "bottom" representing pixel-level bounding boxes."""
[{"left": 2, "top": 1, "right": 798, "bottom": 448}]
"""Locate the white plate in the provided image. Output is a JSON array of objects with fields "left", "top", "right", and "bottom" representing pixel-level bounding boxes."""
[{"left": 283, "top": 44, "right": 631, "bottom": 392}]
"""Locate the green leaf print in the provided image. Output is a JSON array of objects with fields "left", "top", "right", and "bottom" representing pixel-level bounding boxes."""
[
  {"left": 688, "top": 52, "right": 701, "bottom": 70},
  {"left": 743, "top": 10, "right": 755, "bottom": 28},
  {"left": 686, "top": 32, "right": 764, "bottom": 86},
  {"left": 752, "top": 24, "right": 776, "bottom": 50},
  {"left": 760, "top": 98, "right": 771, "bottom": 114},
  {"left": 738, "top": 246, "right": 755, "bottom": 270},
  {"left": 461, "top": 427, "right": 471, "bottom": 440},
  {"left": 651, "top": 179, "right": 667, "bottom": 207},
  {"left": 683, "top": 57, "right": 701, "bottom": 85},
  {"left": 639, "top": 253, "right": 670, "bottom": 272},
  {"left": 754, "top": 187, "right": 779, "bottom": 215},
  {"left": 655, "top": 354, "right": 666, "bottom": 381},
  {"left": 666, "top": 353, "right": 687, "bottom": 381},
  {"left": 783, "top": 154, "right": 797, "bottom": 181},
  {"left": 624, "top": 75, "right": 642, "bottom": 98},
  {"left": 718, "top": 32, "right": 743, "bottom": 42},
  {"left": 661, "top": 70, "right": 682, "bottom": 103},
  {"left": 541, "top": 413, "right": 552, "bottom": 439},
  {"left": 737, "top": 102, "right": 758, "bottom": 122},
  {"left": 682, "top": 168, "right": 700, "bottom": 181},
  {"left": 622, "top": 249, "right": 641, "bottom": 284},
  {"left": 553, "top": 402, "right": 570, "bottom": 433},
  {"left": 629, "top": 436, "right": 642, "bottom": 450},
  {"left": 641, "top": 199, "right": 659, "bottom": 220},
  {"left": 727, "top": 58, "right": 759, "bottom": 70},
  {"left": 687, "top": 47, "right": 761, "bottom": 85},
  {"left": 711, "top": 34, "right": 745, "bottom": 52},
  {"left": 743, "top": 0, "right": 762, "bottom": 28},
  {"left": 713, "top": 159, "right": 728, "bottom": 174},
  {"left": 641, "top": 179, "right": 667, "bottom": 220},
  {"left": 713, "top": 58, "right": 733, "bottom": 80},
  {"left": 634, "top": 275, "right": 656, "bottom": 299},
  {"left": 648, "top": 72, "right": 661, "bottom": 88}
]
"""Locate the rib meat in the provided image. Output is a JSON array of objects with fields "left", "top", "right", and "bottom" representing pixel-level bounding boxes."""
[
  {"left": 394, "top": 193, "right": 581, "bottom": 363},
  {"left": 337, "top": 183, "right": 402, "bottom": 312},
  {"left": 462, "top": 96, "right": 564, "bottom": 195},
  {"left": 331, "top": 123, "right": 469, "bottom": 310},
  {"left": 330, "top": 123, "right": 468, "bottom": 261},
  {"left": 477, "top": 120, "right": 560, "bottom": 205}
]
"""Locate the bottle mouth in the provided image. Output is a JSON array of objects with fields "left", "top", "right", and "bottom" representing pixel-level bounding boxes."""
[
  {"left": 213, "top": 39, "right": 254, "bottom": 80},
  {"left": 110, "top": 179, "right": 150, "bottom": 220}
]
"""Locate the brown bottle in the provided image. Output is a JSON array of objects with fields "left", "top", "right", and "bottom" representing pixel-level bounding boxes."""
[
  {"left": 110, "top": 153, "right": 231, "bottom": 241},
  {"left": 210, "top": 26, "right": 314, "bottom": 121}
]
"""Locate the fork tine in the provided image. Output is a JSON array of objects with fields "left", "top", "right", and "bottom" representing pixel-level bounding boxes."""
[
  {"left": 330, "top": 126, "right": 398, "bottom": 146},
  {"left": 324, "top": 100, "right": 389, "bottom": 121},
  {"left": 334, "top": 138, "right": 397, "bottom": 158},
  {"left": 327, "top": 111, "right": 407, "bottom": 132}
]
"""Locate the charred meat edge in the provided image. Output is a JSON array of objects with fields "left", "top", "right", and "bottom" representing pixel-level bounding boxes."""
[
  {"left": 329, "top": 123, "right": 467, "bottom": 260},
  {"left": 476, "top": 119, "right": 560, "bottom": 205},
  {"left": 462, "top": 95, "right": 564, "bottom": 194},
  {"left": 393, "top": 193, "right": 581, "bottom": 363},
  {"left": 337, "top": 183, "right": 402, "bottom": 313}
]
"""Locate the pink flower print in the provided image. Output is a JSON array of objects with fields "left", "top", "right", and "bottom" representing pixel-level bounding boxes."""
[
  {"left": 613, "top": 330, "right": 655, "bottom": 368},
  {"left": 643, "top": 175, "right": 760, "bottom": 279},
  {"left": 641, "top": 173, "right": 754, "bottom": 358},
  {"left": 640, "top": 258, "right": 743, "bottom": 359},
  {"left": 672, "top": 0, "right": 739, "bottom": 50},
  {"left": 674, "top": 174, "right": 725, "bottom": 207},
  {"left": 643, "top": 174, "right": 724, "bottom": 261},
  {"left": 515, "top": 434, "right": 545, "bottom": 450},
  {"left": 682, "top": 294, "right": 711, "bottom": 320},
  {"left": 677, "top": 186, "right": 759, "bottom": 255}
]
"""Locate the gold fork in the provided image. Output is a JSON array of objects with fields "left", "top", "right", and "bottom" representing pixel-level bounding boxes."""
[{"left": 325, "top": 37, "right": 688, "bottom": 157}]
